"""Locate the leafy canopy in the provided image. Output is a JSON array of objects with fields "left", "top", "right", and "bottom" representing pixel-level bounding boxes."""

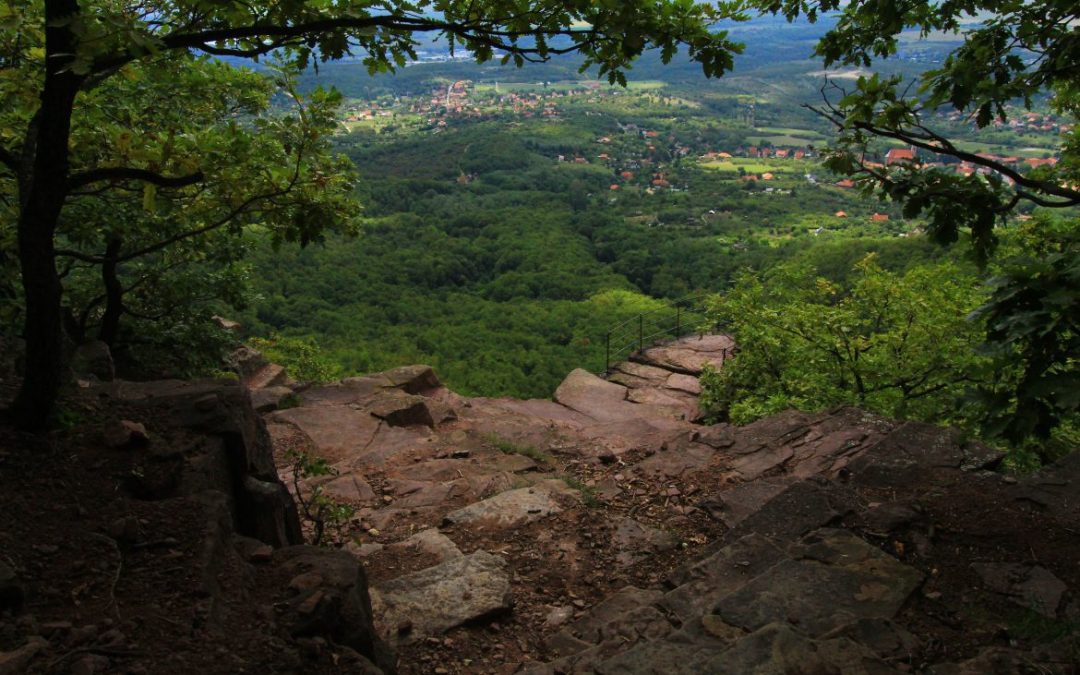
[
  {"left": 750, "top": 0, "right": 1080, "bottom": 260},
  {"left": 701, "top": 255, "right": 989, "bottom": 426}
]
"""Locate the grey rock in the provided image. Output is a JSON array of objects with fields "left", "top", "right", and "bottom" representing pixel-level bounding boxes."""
[
  {"left": 227, "top": 346, "right": 268, "bottom": 380},
  {"left": 443, "top": 482, "right": 573, "bottom": 528},
  {"left": 389, "top": 529, "right": 462, "bottom": 563},
  {"left": 715, "top": 529, "right": 923, "bottom": 637},
  {"left": 368, "top": 393, "right": 437, "bottom": 428},
  {"left": 373, "top": 551, "right": 512, "bottom": 644},
  {"left": 701, "top": 622, "right": 901, "bottom": 674},
  {"left": 663, "top": 533, "right": 786, "bottom": 621},
  {"left": 972, "top": 562, "right": 1068, "bottom": 618},
  {"left": 376, "top": 364, "right": 442, "bottom": 394},
  {"left": 251, "top": 385, "right": 295, "bottom": 413}
]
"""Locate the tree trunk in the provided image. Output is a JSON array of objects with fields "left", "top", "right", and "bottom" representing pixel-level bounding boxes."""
[
  {"left": 11, "top": 0, "right": 81, "bottom": 430},
  {"left": 98, "top": 238, "right": 124, "bottom": 346}
]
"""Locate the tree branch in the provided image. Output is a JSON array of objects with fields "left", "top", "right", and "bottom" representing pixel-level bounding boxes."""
[
  {"left": 67, "top": 167, "right": 205, "bottom": 191},
  {"left": 90, "top": 14, "right": 598, "bottom": 74}
]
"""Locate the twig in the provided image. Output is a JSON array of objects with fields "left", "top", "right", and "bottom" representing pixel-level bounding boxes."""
[{"left": 87, "top": 532, "right": 123, "bottom": 621}]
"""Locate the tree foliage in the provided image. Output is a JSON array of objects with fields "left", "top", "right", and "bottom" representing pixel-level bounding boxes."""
[
  {"left": 1, "top": 0, "right": 745, "bottom": 428},
  {"left": 702, "top": 255, "right": 989, "bottom": 426},
  {"left": 974, "top": 218, "right": 1080, "bottom": 449},
  {"left": 751, "top": 0, "right": 1080, "bottom": 446}
]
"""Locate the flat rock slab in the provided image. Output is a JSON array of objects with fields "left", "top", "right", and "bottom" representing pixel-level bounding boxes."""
[
  {"left": 270, "top": 406, "right": 381, "bottom": 464},
  {"left": 715, "top": 529, "right": 923, "bottom": 637},
  {"left": 554, "top": 369, "right": 637, "bottom": 422},
  {"left": 663, "top": 533, "right": 786, "bottom": 622},
  {"left": 373, "top": 551, "right": 512, "bottom": 644},
  {"left": 972, "top": 563, "right": 1067, "bottom": 618},
  {"left": 560, "top": 586, "right": 665, "bottom": 645},
  {"left": 442, "top": 482, "right": 574, "bottom": 528},
  {"left": 639, "top": 335, "right": 735, "bottom": 374},
  {"left": 665, "top": 373, "right": 702, "bottom": 395},
  {"left": 313, "top": 473, "right": 377, "bottom": 504},
  {"left": 700, "top": 622, "right": 898, "bottom": 675}
]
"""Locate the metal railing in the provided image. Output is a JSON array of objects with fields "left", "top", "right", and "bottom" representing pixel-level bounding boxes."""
[{"left": 603, "top": 292, "right": 714, "bottom": 374}]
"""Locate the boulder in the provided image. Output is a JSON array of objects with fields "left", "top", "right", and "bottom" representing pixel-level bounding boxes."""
[
  {"left": 373, "top": 551, "right": 512, "bottom": 643},
  {"left": 368, "top": 393, "right": 437, "bottom": 428},
  {"left": 554, "top": 369, "right": 634, "bottom": 422},
  {"left": 226, "top": 346, "right": 268, "bottom": 380},
  {"left": 376, "top": 365, "right": 441, "bottom": 394},
  {"left": 246, "top": 363, "right": 288, "bottom": 390},
  {"left": 443, "top": 482, "right": 573, "bottom": 528},
  {"left": 72, "top": 340, "right": 115, "bottom": 381},
  {"left": 250, "top": 385, "right": 296, "bottom": 413}
]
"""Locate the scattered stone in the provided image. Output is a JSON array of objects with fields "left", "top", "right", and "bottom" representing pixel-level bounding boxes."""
[
  {"left": 373, "top": 551, "right": 513, "bottom": 644},
  {"left": 226, "top": 346, "right": 268, "bottom": 380},
  {"left": 543, "top": 605, "right": 575, "bottom": 629},
  {"left": 274, "top": 546, "right": 393, "bottom": 672},
  {"left": 108, "top": 516, "right": 140, "bottom": 544}
]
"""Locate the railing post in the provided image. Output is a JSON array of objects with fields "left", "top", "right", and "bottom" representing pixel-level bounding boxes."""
[
  {"left": 638, "top": 315, "right": 643, "bottom": 353},
  {"left": 605, "top": 333, "right": 610, "bottom": 373},
  {"left": 675, "top": 305, "right": 681, "bottom": 338}
]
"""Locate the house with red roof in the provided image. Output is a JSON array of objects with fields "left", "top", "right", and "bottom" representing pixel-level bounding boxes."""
[{"left": 885, "top": 148, "right": 918, "bottom": 165}]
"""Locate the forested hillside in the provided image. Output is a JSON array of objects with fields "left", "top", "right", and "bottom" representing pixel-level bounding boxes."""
[{"left": 239, "top": 51, "right": 965, "bottom": 398}]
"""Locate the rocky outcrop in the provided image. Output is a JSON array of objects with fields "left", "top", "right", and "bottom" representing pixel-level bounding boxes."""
[{"left": 252, "top": 336, "right": 1076, "bottom": 675}]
